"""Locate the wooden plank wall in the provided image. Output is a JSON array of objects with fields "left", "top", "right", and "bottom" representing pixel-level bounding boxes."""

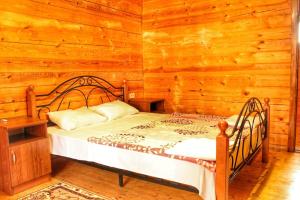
[
  {"left": 0, "top": 0, "right": 142, "bottom": 118},
  {"left": 143, "top": 0, "right": 292, "bottom": 149}
]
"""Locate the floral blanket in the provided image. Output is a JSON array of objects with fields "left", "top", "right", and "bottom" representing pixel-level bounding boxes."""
[{"left": 87, "top": 113, "right": 229, "bottom": 172}]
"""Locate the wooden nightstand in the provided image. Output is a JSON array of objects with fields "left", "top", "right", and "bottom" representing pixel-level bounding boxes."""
[
  {"left": 129, "top": 98, "right": 165, "bottom": 113},
  {"left": 0, "top": 117, "right": 51, "bottom": 195}
]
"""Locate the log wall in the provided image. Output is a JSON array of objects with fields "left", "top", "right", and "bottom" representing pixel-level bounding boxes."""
[
  {"left": 143, "top": 0, "right": 292, "bottom": 149},
  {"left": 0, "top": 0, "right": 143, "bottom": 118}
]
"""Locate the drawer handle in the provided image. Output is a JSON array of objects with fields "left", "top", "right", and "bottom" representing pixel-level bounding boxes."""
[{"left": 12, "top": 152, "right": 16, "bottom": 164}]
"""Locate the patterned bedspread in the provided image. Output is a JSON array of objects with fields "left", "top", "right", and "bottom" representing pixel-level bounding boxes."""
[{"left": 87, "top": 113, "right": 231, "bottom": 172}]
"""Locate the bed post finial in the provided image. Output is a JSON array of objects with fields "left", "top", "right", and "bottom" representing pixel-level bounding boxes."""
[
  {"left": 264, "top": 98, "right": 270, "bottom": 107},
  {"left": 123, "top": 80, "right": 129, "bottom": 103},
  {"left": 216, "top": 120, "right": 229, "bottom": 200},
  {"left": 26, "top": 85, "right": 37, "bottom": 118},
  {"left": 218, "top": 121, "right": 228, "bottom": 135},
  {"left": 262, "top": 98, "right": 270, "bottom": 163}
]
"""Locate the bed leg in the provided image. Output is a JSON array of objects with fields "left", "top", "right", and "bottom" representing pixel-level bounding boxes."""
[
  {"left": 118, "top": 173, "right": 124, "bottom": 187},
  {"left": 262, "top": 98, "right": 270, "bottom": 163},
  {"left": 216, "top": 121, "right": 229, "bottom": 200}
]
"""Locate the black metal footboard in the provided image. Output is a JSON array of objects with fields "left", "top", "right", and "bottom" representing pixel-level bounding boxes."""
[{"left": 228, "top": 97, "right": 269, "bottom": 181}]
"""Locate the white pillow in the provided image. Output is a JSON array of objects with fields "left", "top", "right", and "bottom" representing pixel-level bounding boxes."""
[
  {"left": 48, "top": 110, "right": 77, "bottom": 131},
  {"left": 48, "top": 108, "right": 107, "bottom": 131},
  {"left": 74, "top": 107, "right": 107, "bottom": 127},
  {"left": 90, "top": 100, "right": 139, "bottom": 120},
  {"left": 226, "top": 115, "right": 255, "bottom": 128}
]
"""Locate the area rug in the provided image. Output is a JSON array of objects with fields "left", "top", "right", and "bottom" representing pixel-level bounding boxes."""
[{"left": 18, "top": 182, "right": 114, "bottom": 200}]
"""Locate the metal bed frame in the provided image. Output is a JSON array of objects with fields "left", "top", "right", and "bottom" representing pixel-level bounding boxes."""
[
  {"left": 34, "top": 75, "right": 126, "bottom": 118},
  {"left": 26, "top": 75, "right": 269, "bottom": 200}
]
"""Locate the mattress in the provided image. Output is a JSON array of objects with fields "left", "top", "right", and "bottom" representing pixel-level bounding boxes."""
[{"left": 47, "top": 112, "right": 261, "bottom": 200}]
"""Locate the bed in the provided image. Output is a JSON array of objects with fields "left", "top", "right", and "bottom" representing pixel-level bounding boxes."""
[{"left": 26, "top": 76, "right": 270, "bottom": 200}]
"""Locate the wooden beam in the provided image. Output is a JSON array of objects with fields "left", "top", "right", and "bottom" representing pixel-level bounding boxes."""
[
  {"left": 216, "top": 121, "right": 229, "bottom": 200},
  {"left": 289, "top": 0, "right": 299, "bottom": 152}
]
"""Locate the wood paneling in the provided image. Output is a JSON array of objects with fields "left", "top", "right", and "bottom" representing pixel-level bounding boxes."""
[
  {"left": 143, "top": 0, "right": 292, "bottom": 149},
  {"left": 0, "top": 0, "right": 143, "bottom": 118},
  {"left": 0, "top": 0, "right": 293, "bottom": 149}
]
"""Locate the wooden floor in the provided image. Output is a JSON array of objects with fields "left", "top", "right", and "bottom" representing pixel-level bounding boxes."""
[{"left": 1, "top": 151, "right": 300, "bottom": 200}]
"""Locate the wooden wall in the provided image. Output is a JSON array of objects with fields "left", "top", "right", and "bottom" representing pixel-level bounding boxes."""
[
  {"left": 0, "top": 0, "right": 293, "bottom": 149},
  {"left": 0, "top": 0, "right": 142, "bottom": 118},
  {"left": 143, "top": 0, "right": 292, "bottom": 149}
]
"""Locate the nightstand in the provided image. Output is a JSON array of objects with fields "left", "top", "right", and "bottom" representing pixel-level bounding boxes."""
[
  {"left": 0, "top": 117, "right": 51, "bottom": 195},
  {"left": 129, "top": 98, "right": 165, "bottom": 113}
]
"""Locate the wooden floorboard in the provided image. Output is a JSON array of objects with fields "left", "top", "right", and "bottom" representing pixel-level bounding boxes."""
[{"left": 0, "top": 151, "right": 300, "bottom": 199}]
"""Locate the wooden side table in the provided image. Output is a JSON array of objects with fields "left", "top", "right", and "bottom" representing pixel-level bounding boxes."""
[
  {"left": 129, "top": 98, "right": 165, "bottom": 113},
  {"left": 0, "top": 117, "right": 51, "bottom": 195}
]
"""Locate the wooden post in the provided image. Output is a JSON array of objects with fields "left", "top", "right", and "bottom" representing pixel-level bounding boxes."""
[
  {"left": 289, "top": 0, "right": 299, "bottom": 152},
  {"left": 26, "top": 85, "right": 38, "bottom": 118},
  {"left": 262, "top": 98, "right": 270, "bottom": 163},
  {"left": 216, "top": 121, "right": 229, "bottom": 200},
  {"left": 123, "top": 80, "right": 129, "bottom": 103}
]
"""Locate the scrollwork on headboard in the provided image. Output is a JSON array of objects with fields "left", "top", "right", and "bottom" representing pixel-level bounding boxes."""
[{"left": 26, "top": 76, "right": 128, "bottom": 118}]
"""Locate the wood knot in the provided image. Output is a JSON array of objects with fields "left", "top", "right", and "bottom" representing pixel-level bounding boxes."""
[{"left": 243, "top": 91, "right": 250, "bottom": 96}]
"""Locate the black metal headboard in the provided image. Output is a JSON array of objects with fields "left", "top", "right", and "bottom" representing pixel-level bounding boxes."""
[{"left": 35, "top": 75, "right": 126, "bottom": 117}]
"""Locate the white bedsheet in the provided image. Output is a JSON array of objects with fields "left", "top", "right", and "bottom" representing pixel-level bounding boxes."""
[
  {"left": 166, "top": 138, "right": 235, "bottom": 161},
  {"left": 48, "top": 113, "right": 216, "bottom": 200}
]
